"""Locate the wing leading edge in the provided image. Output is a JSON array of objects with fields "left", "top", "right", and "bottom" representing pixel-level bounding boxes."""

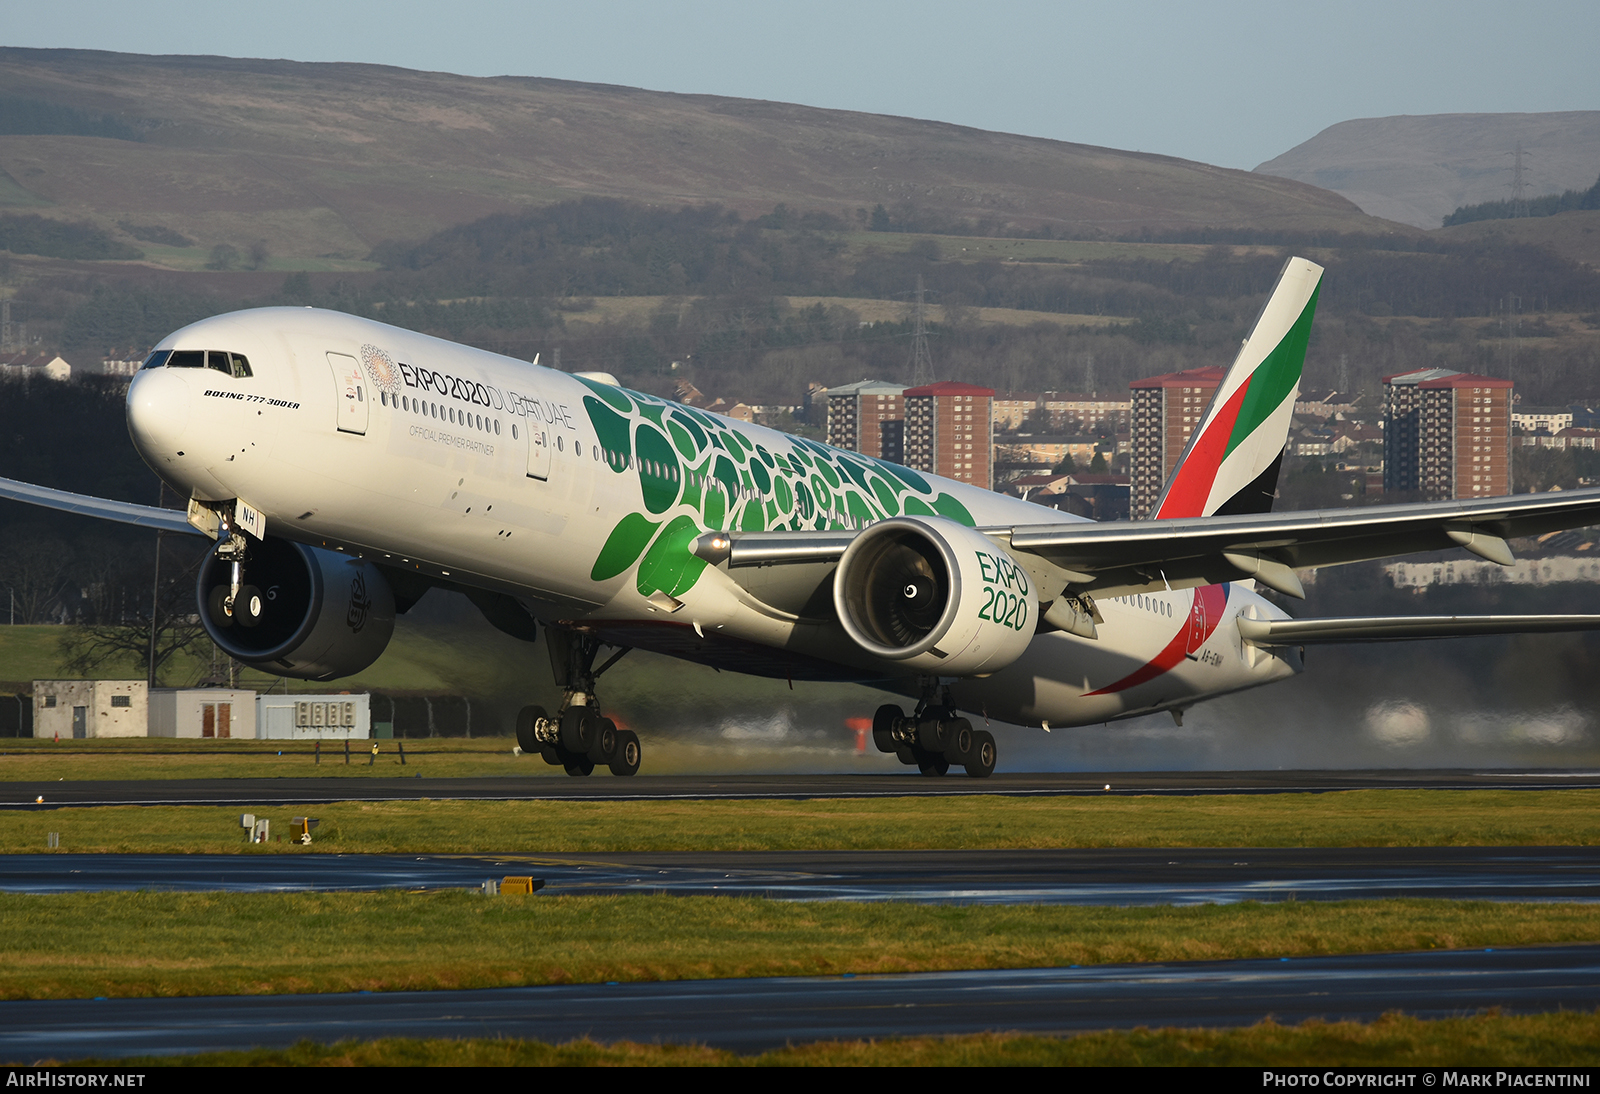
[{"left": 0, "top": 475, "right": 198, "bottom": 535}]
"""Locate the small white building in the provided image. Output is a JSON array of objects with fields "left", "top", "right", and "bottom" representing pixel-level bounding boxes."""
[
  {"left": 256, "top": 694, "right": 370, "bottom": 740},
  {"left": 32, "top": 681, "right": 147, "bottom": 739},
  {"left": 149, "top": 688, "right": 258, "bottom": 739}
]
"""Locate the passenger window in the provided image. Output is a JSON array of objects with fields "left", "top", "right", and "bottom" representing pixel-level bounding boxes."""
[
  {"left": 166, "top": 350, "right": 205, "bottom": 369},
  {"left": 142, "top": 350, "right": 172, "bottom": 370}
]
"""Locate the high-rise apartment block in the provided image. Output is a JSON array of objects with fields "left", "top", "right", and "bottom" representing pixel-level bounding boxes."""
[
  {"left": 1383, "top": 368, "right": 1512, "bottom": 500},
  {"left": 904, "top": 381, "right": 995, "bottom": 488},
  {"left": 1128, "top": 366, "right": 1225, "bottom": 519},
  {"left": 824, "top": 380, "right": 906, "bottom": 461}
]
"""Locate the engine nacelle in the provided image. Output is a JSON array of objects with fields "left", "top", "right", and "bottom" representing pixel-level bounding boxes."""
[
  {"left": 197, "top": 537, "right": 396, "bottom": 680},
  {"left": 833, "top": 516, "right": 1037, "bottom": 676}
]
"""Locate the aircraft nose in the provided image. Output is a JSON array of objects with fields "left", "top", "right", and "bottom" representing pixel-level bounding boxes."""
[{"left": 126, "top": 367, "right": 192, "bottom": 459}]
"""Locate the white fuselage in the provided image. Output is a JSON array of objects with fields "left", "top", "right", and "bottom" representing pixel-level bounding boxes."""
[{"left": 126, "top": 308, "right": 1300, "bottom": 728}]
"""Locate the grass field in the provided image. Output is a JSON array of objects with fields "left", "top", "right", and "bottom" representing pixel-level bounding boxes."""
[
  {"left": 0, "top": 891, "right": 1594, "bottom": 1001},
  {"left": 65, "top": 1012, "right": 1600, "bottom": 1067},
  {"left": 0, "top": 622, "right": 525, "bottom": 698},
  {"left": 557, "top": 293, "right": 1127, "bottom": 330},
  {"left": 2, "top": 790, "right": 1598, "bottom": 854}
]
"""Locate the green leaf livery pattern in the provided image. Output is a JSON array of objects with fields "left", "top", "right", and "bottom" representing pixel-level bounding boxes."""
[{"left": 582, "top": 387, "right": 976, "bottom": 597}]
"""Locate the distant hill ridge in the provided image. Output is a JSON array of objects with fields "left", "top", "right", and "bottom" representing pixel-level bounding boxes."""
[
  {"left": 1257, "top": 112, "right": 1600, "bottom": 229},
  {"left": 0, "top": 47, "right": 1400, "bottom": 266}
]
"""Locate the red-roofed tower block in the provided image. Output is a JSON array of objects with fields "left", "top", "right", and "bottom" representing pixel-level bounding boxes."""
[
  {"left": 904, "top": 381, "right": 995, "bottom": 489},
  {"left": 1383, "top": 369, "right": 1513, "bottom": 500},
  {"left": 1129, "top": 367, "right": 1226, "bottom": 519}
]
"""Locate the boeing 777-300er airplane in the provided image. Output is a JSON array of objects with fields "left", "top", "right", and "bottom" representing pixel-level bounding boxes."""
[{"left": 6, "top": 256, "right": 1600, "bottom": 777}]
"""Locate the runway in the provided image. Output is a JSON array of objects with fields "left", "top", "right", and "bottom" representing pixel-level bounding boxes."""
[
  {"left": 5, "top": 846, "right": 1598, "bottom": 904},
  {"left": 5, "top": 945, "right": 1598, "bottom": 1060},
  {"left": 7, "top": 768, "right": 1600, "bottom": 808}
]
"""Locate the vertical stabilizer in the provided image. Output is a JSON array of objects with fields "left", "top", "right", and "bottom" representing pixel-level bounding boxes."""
[{"left": 1151, "top": 257, "right": 1323, "bottom": 520}]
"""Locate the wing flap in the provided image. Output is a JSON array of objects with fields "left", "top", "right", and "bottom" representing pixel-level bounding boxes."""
[{"left": 1239, "top": 613, "right": 1600, "bottom": 645}]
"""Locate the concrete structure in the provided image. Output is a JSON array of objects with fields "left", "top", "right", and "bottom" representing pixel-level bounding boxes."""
[
  {"left": 149, "top": 688, "right": 258, "bottom": 739},
  {"left": 1519, "top": 427, "right": 1600, "bottom": 451},
  {"left": 1383, "top": 368, "right": 1512, "bottom": 500},
  {"left": 904, "top": 381, "right": 994, "bottom": 488},
  {"left": 994, "top": 436, "right": 1105, "bottom": 470},
  {"left": 257, "top": 693, "right": 371, "bottom": 740},
  {"left": 1513, "top": 406, "right": 1575, "bottom": 434},
  {"left": 32, "top": 681, "right": 147, "bottom": 739},
  {"left": 1012, "top": 473, "right": 1130, "bottom": 521},
  {"left": 1387, "top": 555, "right": 1600, "bottom": 588},
  {"left": 824, "top": 380, "right": 906, "bottom": 462},
  {"left": 1128, "top": 366, "right": 1225, "bottom": 519},
  {"left": 0, "top": 353, "right": 71, "bottom": 381},
  {"left": 992, "top": 392, "right": 1130, "bottom": 433}
]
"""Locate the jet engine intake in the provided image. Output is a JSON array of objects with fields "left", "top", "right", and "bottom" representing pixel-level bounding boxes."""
[
  {"left": 197, "top": 537, "right": 396, "bottom": 680},
  {"left": 833, "top": 516, "right": 1037, "bottom": 676}
]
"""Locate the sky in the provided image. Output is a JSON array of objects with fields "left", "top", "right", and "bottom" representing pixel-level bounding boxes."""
[{"left": 7, "top": 1, "right": 1599, "bottom": 170}]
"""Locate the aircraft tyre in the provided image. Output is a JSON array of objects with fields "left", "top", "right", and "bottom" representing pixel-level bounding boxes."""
[
  {"left": 916, "top": 751, "right": 950, "bottom": 777},
  {"left": 588, "top": 718, "right": 619, "bottom": 763},
  {"left": 561, "top": 708, "right": 598, "bottom": 754},
  {"left": 207, "top": 586, "right": 235, "bottom": 628},
  {"left": 515, "top": 705, "right": 544, "bottom": 754},
  {"left": 234, "top": 586, "right": 265, "bottom": 628},
  {"left": 948, "top": 718, "right": 975, "bottom": 760},
  {"left": 962, "top": 730, "right": 996, "bottom": 778},
  {"left": 872, "top": 704, "right": 903, "bottom": 753},
  {"left": 563, "top": 757, "right": 595, "bottom": 777},
  {"left": 609, "top": 730, "right": 641, "bottom": 776},
  {"left": 916, "top": 713, "right": 948, "bottom": 753}
]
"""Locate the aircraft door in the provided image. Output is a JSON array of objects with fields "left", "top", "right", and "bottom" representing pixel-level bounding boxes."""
[
  {"left": 327, "top": 352, "right": 368, "bottom": 435},
  {"left": 1184, "top": 588, "right": 1209, "bottom": 656},
  {"left": 525, "top": 419, "right": 551, "bottom": 481}
]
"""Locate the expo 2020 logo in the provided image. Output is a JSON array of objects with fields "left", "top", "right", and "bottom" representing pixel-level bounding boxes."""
[{"left": 360, "top": 344, "right": 401, "bottom": 396}]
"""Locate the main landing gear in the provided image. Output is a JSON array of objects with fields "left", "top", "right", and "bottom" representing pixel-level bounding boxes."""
[
  {"left": 515, "top": 625, "right": 639, "bottom": 777},
  {"left": 870, "top": 682, "right": 996, "bottom": 778}
]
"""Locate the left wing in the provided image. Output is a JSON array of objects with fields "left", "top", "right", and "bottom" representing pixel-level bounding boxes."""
[
  {"left": 0, "top": 476, "right": 199, "bottom": 535},
  {"left": 1004, "top": 488, "right": 1600, "bottom": 598}
]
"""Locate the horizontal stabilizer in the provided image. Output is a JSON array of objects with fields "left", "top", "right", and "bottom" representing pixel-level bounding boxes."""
[
  {"left": 1238, "top": 614, "right": 1600, "bottom": 645},
  {"left": 0, "top": 475, "right": 198, "bottom": 535}
]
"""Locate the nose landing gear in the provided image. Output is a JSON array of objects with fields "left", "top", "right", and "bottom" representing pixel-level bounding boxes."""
[
  {"left": 203, "top": 512, "right": 265, "bottom": 629},
  {"left": 516, "top": 625, "right": 639, "bottom": 776},
  {"left": 871, "top": 682, "right": 996, "bottom": 778}
]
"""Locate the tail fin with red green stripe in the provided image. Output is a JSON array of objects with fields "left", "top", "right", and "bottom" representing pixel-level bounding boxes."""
[{"left": 1151, "top": 257, "right": 1323, "bottom": 520}]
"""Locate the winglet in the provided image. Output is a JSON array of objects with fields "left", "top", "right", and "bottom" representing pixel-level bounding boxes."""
[{"left": 1151, "top": 257, "right": 1323, "bottom": 520}]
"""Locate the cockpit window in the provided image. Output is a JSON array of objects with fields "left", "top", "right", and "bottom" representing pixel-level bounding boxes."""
[
  {"left": 158, "top": 350, "right": 250, "bottom": 377},
  {"left": 207, "top": 351, "right": 252, "bottom": 378}
]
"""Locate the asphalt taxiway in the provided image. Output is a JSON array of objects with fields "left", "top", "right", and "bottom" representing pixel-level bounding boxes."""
[
  {"left": 4, "top": 846, "right": 1598, "bottom": 904},
  {"left": 5, "top": 945, "right": 1597, "bottom": 1059},
  {"left": 7, "top": 768, "right": 1600, "bottom": 808}
]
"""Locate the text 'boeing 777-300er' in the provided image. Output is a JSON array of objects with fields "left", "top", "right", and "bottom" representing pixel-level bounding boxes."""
[{"left": 7, "top": 257, "right": 1600, "bottom": 776}]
